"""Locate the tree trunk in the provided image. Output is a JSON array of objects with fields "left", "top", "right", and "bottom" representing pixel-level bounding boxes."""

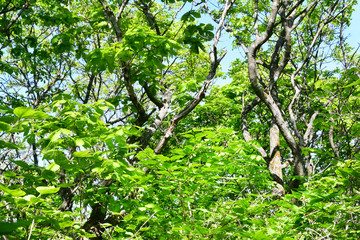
[
  {"left": 290, "top": 148, "right": 305, "bottom": 190},
  {"left": 269, "top": 119, "right": 285, "bottom": 196}
]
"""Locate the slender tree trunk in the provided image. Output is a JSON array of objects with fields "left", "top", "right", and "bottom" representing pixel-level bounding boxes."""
[
  {"left": 269, "top": 119, "right": 285, "bottom": 196},
  {"left": 290, "top": 148, "right": 305, "bottom": 190}
]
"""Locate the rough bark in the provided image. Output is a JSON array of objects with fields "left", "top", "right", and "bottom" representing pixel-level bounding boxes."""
[
  {"left": 269, "top": 120, "right": 285, "bottom": 196},
  {"left": 244, "top": 0, "right": 330, "bottom": 190}
]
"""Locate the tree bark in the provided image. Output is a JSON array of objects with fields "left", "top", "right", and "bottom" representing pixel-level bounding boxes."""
[{"left": 269, "top": 120, "right": 285, "bottom": 196}]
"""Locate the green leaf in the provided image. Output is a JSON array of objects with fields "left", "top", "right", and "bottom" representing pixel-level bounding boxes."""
[
  {"left": 46, "top": 162, "right": 60, "bottom": 172},
  {"left": 0, "top": 221, "right": 30, "bottom": 235},
  {"left": 73, "top": 151, "right": 93, "bottom": 157},
  {"left": 23, "top": 195, "right": 39, "bottom": 203},
  {"left": 123, "top": 213, "right": 133, "bottom": 221},
  {"left": 0, "top": 185, "right": 26, "bottom": 197},
  {"left": 0, "top": 121, "right": 11, "bottom": 131},
  {"left": 218, "top": 128, "right": 233, "bottom": 134},
  {"left": 12, "top": 160, "right": 30, "bottom": 169},
  {"left": 57, "top": 183, "right": 75, "bottom": 188},
  {"left": 3, "top": 171, "right": 17, "bottom": 178},
  {"left": 145, "top": 203, "right": 156, "bottom": 209},
  {"left": 74, "top": 138, "right": 85, "bottom": 147},
  {"left": 43, "top": 150, "right": 71, "bottom": 169},
  {"left": 8, "top": 188, "right": 26, "bottom": 197},
  {"left": 13, "top": 107, "right": 49, "bottom": 119},
  {"left": 49, "top": 128, "right": 72, "bottom": 142},
  {"left": 345, "top": 78, "right": 360, "bottom": 88},
  {"left": 181, "top": 10, "right": 201, "bottom": 22},
  {"left": 0, "top": 106, "right": 13, "bottom": 114},
  {"left": 0, "top": 140, "right": 22, "bottom": 149},
  {"left": 0, "top": 115, "right": 17, "bottom": 124},
  {"left": 36, "top": 186, "right": 60, "bottom": 195},
  {"left": 41, "top": 170, "right": 57, "bottom": 180}
]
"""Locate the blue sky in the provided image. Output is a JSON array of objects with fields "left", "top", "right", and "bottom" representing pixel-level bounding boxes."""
[{"left": 347, "top": 3, "right": 360, "bottom": 49}]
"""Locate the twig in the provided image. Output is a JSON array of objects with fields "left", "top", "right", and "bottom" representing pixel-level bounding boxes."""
[
  {"left": 128, "top": 211, "right": 157, "bottom": 240},
  {"left": 100, "top": 223, "right": 114, "bottom": 240},
  {"left": 27, "top": 219, "right": 35, "bottom": 240}
]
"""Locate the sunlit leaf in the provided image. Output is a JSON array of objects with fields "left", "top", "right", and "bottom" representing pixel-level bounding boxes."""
[{"left": 36, "top": 186, "right": 60, "bottom": 195}]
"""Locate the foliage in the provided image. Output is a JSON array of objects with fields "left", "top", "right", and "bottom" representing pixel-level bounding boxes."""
[{"left": 0, "top": 0, "right": 359, "bottom": 239}]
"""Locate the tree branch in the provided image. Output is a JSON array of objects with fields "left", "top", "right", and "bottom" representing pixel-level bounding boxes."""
[
  {"left": 135, "top": 0, "right": 161, "bottom": 35},
  {"left": 98, "top": 0, "right": 124, "bottom": 41},
  {"left": 1, "top": 3, "right": 30, "bottom": 34},
  {"left": 143, "top": 83, "right": 164, "bottom": 109},
  {"left": 123, "top": 65, "right": 148, "bottom": 126},
  {"left": 154, "top": 0, "right": 234, "bottom": 153},
  {"left": 240, "top": 97, "right": 269, "bottom": 162},
  {"left": 116, "top": 0, "right": 130, "bottom": 21}
]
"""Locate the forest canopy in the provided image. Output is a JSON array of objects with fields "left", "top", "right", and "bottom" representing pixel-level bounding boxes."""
[{"left": 0, "top": 0, "right": 359, "bottom": 239}]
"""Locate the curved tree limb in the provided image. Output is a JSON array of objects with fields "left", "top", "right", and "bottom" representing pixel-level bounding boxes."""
[
  {"left": 98, "top": 0, "right": 124, "bottom": 41},
  {"left": 240, "top": 97, "right": 269, "bottom": 161},
  {"left": 154, "top": 0, "right": 235, "bottom": 153},
  {"left": 123, "top": 65, "right": 149, "bottom": 126}
]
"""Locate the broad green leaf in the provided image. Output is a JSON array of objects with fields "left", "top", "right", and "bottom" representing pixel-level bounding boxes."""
[
  {"left": 0, "top": 185, "right": 26, "bottom": 197},
  {"left": 73, "top": 151, "right": 93, "bottom": 157},
  {"left": 49, "top": 128, "right": 72, "bottom": 142},
  {"left": 58, "top": 221, "right": 74, "bottom": 229},
  {"left": 3, "top": 171, "right": 17, "bottom": 178},
  {"left": 145, "top": 203, "right": 156, "bottom": 209},
  {"left": 0, "top": 115, "right": 17, "bottom": 123},
  {"left": 0, "top": 221, "right": 30, "bottom": 235},
  {"left": 345, "top": 78, "right": 360, "bottom": 88},
  {"left": 41, "top": 170, "right": 57, "bottom": 180},
  {"left": 74, "top": 138, "right": 85, "bottom": 147},
  {"left": 46, "top": 162, "right": 60, "bottom": 172},
  {"left": 0, "top": 106, "right": 13, "bottom": 114},
  {"left": 23, "top": 195, "right": 38, "bottom": 203},
  {"left": 43, "top": 150, "right": 71, "bottom": 169},
  {"left": 12, "top": 160, "right": 30, "bottom": 169},
  {"left": 218, "top": 128, "right": 233, "bottom": 134},
  {"left": 7, "top": 188, "right": 26, "bottom": 197},
  {"left": 0, "top": 121, "right": 11, "bottom": 131},
  {"left": 13, "top": 107, "right": 49, "bottom": 119},
  {"left": 57, "top": 183, "right": 75, "bottom": 188},
  {"left": 123, "top": 213, "right": 133, "bottom": 221},
  {"left": 36, "top": 186, "right": 60, "bottom": 195},
  {"left": 0, "top": 140, "right": 22, "bottom": 149}
]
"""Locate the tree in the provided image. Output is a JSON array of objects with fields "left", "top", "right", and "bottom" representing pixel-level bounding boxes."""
[
  {"left": 222, "top": 0, "right": 359, "bottom": 193},
  {"left": 0, "top": 0, "right": 359, "bottom": 239}
]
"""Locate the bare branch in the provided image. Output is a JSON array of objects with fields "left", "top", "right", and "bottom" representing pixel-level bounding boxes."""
[
  {"left": 154, "top": 0, "right": 234, "bottom": 153},
  {"left": 128, "top": 211, "right": 157, "bottom": 240},
  {"left": 143, "top": 83, "right": 164, "bottom": 109},
  {"left": 254, "top": 0, "right": 259, "bottom": 39},
  {"left": 116, "top": 0, "right": 130, "bottom": 21},
  {"left": 135, "top": 0, "right": 161, "bottom": 35},
  {"left": 1, "top": 3, "right": 30, "bottom": 34},
  {"left": 137, "top": 90, "right": 172, "bottom": 152},
  {"left": 84, "top": 74, "right": 95, "bottom": 104},
  {"left": 240, "top": 97, "right": 269, "bottom": 161},
  {"left": 123, "top": 66, "right": 148, "bottom": 126},
  {"left": 107, "top": 113, "right": 133, "bottom": 125},
  {"left": 253, "top": 0, "right": 280, "bottom": 51},
  {"left": 162, "top": 3, "right": 186, "bottom": 36},
  {"left": 98, "top": 0, "right": 124, "bottom": 41},
  {"left": 329, "top": 123, "right": 340, "bottom": 159}
]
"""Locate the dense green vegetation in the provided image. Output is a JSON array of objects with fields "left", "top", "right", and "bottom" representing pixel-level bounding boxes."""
[{"left": 0, "top": 0, "right": 359, "bottom": 239}]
